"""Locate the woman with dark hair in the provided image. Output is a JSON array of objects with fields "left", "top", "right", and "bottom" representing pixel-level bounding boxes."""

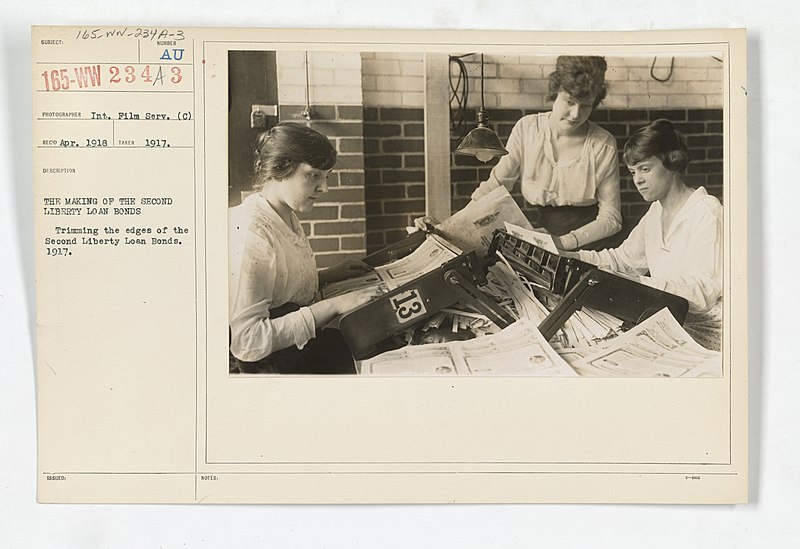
[
  {"left": 468, "top": 55, "right": 622, "bottom": 250},
  {"left": 566, "top": 119, "right": 723, "bottom": 350},
  {"left": 228, "top": 122, "right": 376, "bottom": 374}
]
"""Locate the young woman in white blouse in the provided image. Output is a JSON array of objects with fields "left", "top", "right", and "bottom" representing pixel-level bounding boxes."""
[
  {"left": 564, "top": 119, "right": 723, "bottom": 350},
  {"left": 418, "top": 56, "right": 622, "bottom": 251},
  {"left": 228, "top": 123, "right": 377, "bottom": 374}
]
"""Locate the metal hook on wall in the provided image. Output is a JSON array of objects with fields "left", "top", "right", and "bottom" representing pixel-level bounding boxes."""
[{"left": 650, "top": 56, "right": 675, "bottom": 83}]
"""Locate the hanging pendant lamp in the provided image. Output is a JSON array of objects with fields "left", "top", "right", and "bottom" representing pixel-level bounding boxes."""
[{"left": 455, "top": 54, "right": 508, "bottom": 163}]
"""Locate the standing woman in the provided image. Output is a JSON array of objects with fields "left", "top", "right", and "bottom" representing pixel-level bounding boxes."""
[
  {"left": 569, "top": 119, "right": 723, "bottom": 350},
  {"left": 229, "top": 122, "right": 376, "bottom": 374},
  {"left": 470, "top": 56, "right": 622, "bottom": 250}
]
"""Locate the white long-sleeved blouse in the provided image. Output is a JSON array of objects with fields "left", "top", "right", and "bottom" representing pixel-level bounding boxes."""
[
  {"left": 228, "top": 193, "right": 318, "bottom": 362},
  {"left": 471, "top": 112, "right": 622, "bottom": 248},
  {"left": 577, "top": 187, "right": 723, "bottom": 349}
]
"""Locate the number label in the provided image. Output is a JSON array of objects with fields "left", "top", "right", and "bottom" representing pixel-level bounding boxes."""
[{"left": 390, "top": 289, "right": 426, "bottom": 324}]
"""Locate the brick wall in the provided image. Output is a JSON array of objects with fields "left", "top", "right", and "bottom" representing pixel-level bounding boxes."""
[
  {"left": 358, "top": 53, "right": 723, "bottom": 109},
  {"left": 452, "top": 54, "right": 723, "bottom": 110},
  {"left": 363, "top": 107, "right": 426, "bottom": 253},
  {"left": 277, "top": 51, "right": 363, "bottom": 105},
  {"left": 361, "top": 52, "right": 425, "bottom": 108},
  {"left": 450, "top": 108, "right": 724, "bottom": 235},
  {"left": 274, "top": 52, "right": 366, "bottom": 269}
]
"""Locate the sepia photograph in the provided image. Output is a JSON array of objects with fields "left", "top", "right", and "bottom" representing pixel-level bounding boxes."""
[{"left": 227, "top": 49, "right": 726, "bottom": 377}]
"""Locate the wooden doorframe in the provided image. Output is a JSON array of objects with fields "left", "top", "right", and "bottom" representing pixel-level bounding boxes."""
[{"left": 423, "top": 53, "right": 452, "bottom": 221}]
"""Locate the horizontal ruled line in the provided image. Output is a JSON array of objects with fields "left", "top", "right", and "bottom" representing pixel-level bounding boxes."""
[
  {"left": 205, "top": 459, "right": 734, "bottom": 465},
  {"left": 201, "top": 38, "right": 731, "bottom": 47},
  {"left": 36, "top": 62, "right": 192, "bottom": 66},
  {"left": 36, "top": 118, "right": 192, "bottom": 121},
  {"left": 44, "top": 472, "right": 195, "bottom": 475},
  {"left": 37, "top": 146, "right": 194, "bottom": 149},
  {"left": 35, "top": 90, "right": 193, "bottom": 94},
  {"left": 42, "top": 471, "right": 739, "bottom": 476}
]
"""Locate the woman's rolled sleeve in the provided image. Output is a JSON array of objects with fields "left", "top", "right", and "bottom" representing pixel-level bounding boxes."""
[
  {"left": 230, "top": 300, "right": 316, "bottom": 362},
  {"left": 229, "top": 223, "right": 317, "bottom": 362},
  {"left": 568, "top": 141, "right": 622, "bottom": 248},
  {"left": 578, "top": 214, "right": 649, "bottom": 278}
]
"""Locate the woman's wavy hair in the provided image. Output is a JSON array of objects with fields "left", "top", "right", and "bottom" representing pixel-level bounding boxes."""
[
  {"left": 623, "top": 119, "right": 691, "bottom": 174},
  {"left": 547, "top": 56, "right": 609, "bottom": 108},
  {"left": 252, "top": 122, "right": 337, "bottom": 190}
]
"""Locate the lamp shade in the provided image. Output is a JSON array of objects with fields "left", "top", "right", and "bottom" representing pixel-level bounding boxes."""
[{"left": 455, "top": 108, "right": 509, "bottom": 163}]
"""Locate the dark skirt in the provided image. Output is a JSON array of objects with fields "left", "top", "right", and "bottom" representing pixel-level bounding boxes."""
[
  {"left": 527, "top": 203, "right": 625, "bottom": 251},
  {"left": 527, "top": 203, "right": 598, "bottom": 237},
  {"left": 230, "top": 303, "right": 356, "bottom": 375}
]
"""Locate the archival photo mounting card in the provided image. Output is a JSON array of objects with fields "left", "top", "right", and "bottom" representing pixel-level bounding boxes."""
[{"left": 33, "top": 26, "right": 748, "bottom": 504}]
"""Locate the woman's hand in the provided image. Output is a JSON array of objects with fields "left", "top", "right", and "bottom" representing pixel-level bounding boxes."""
[
  {"left": 330, "top": 286, "right": 380, "bottom": 315},
  {"left": 553, "top": 234, "right": 580, "bottom": 252},
  {"left": 412, "top": 216, "right": 440, "bottom": 233},
  {"left": 319, "top": 258, "right": 373, "bottom": 285},
  {"left": 309, "top": 286, "right": 382, "bottom": 326},
  {"left": 469, "top": 178, "right": 501, "bottom": 201},
  {"left": 559, "top": 249, "right": 580, "bottom": 259},
  {"left": 553, "top": 234, "right": 581, "bottom": 258}
]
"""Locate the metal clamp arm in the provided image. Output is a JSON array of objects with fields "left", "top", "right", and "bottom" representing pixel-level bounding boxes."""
[
  {"left": 537, "top": 269, "right": 601, "bottom": 341},
  {"left": 443, "top": 269, "right": 515, "bottom": 329}
]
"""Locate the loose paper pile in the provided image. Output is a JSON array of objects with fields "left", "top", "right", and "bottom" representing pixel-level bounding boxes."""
[
  {"left": 435, "top": 185, "right": 533, "bottom": 255},
  {"left": 360, "top": 319, "right": 577, "bottom": 377},
  {"left": 320, "top": 233, "right": 461, "bottom": 299},
  {"left": 566, "top": 308, "right": 722, "bottom": 377}
]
